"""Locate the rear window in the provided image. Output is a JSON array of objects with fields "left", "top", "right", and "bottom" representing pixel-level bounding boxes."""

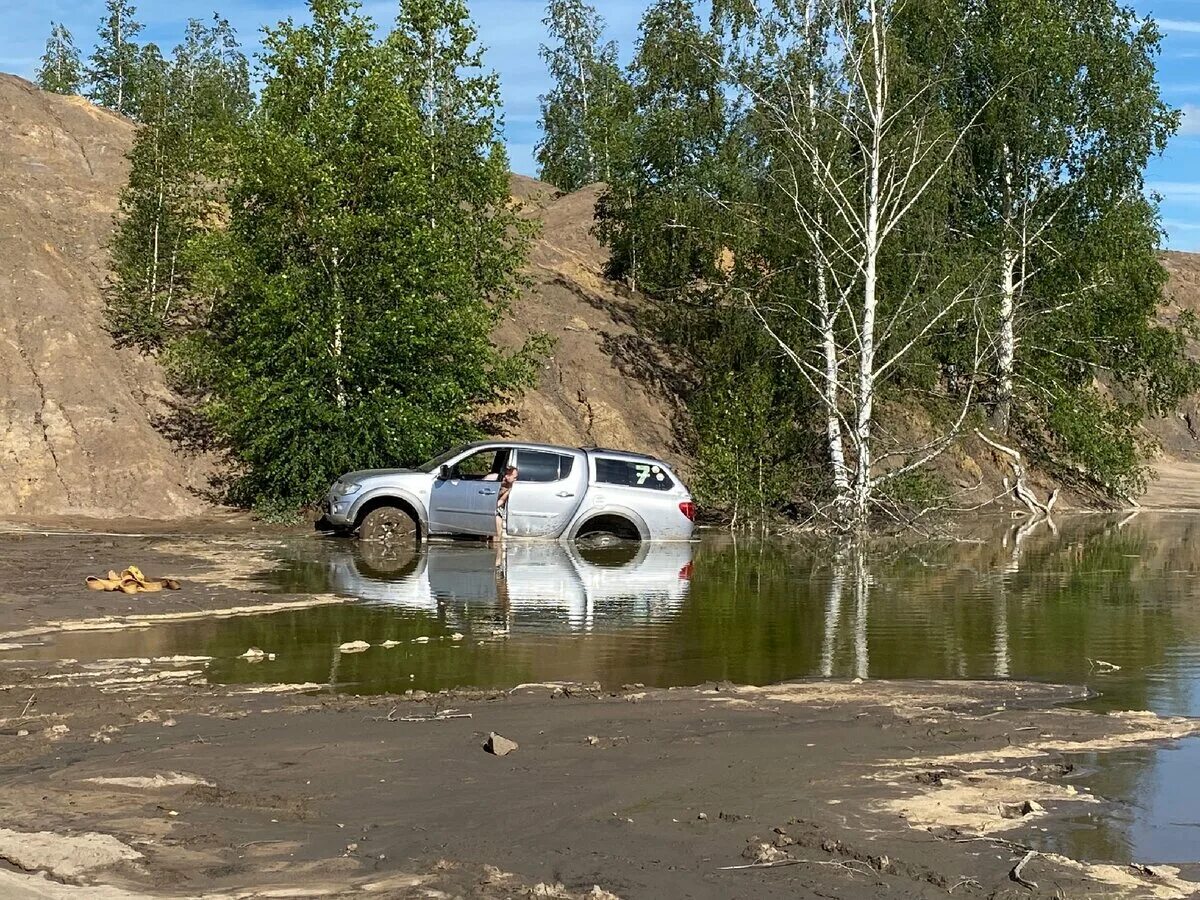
[
  {"left": 595, "top": 457, "right": 674, "bottom": 491},
  {"left": 516, "top": 449, "right": 576, "bottom": 483}
]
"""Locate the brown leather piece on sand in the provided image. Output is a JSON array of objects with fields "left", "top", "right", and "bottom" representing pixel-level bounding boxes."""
[{"left": 86, "top": 565, "right": 181, "bottom": 593}]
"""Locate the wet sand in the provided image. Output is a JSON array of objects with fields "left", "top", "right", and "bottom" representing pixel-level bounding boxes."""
[{"left": 3, "top": 525, "right": 1200, "bottom": 898}]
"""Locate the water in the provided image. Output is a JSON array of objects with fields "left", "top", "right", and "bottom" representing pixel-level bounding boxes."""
[{"left": 15, "top": 512, "right": 1200, "bottom": 865}]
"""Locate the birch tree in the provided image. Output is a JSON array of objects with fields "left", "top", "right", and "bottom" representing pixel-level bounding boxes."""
[
  {"left": 189, "top": 0, "right": 540, "bottom": 508},
  {"left": 537, "top": 0, "right": 631, "bottom": 191},
  {"left": 958, "top": 0, "right": 1179, "bottom": 437},
  {"left": 106, "top": 17, "right": 251, "bottom": 352},
  {"left": 597, "top": 0, "right": 732, "bottom": 295},
  {"left": 88, "top": 0, "right": 143, "bottom": 116},
  {"left": 954, "top": 0, "right": 1190, "bottom": 496},
  {"left": 731, "top": 0, "right": 987, "bottom": 529},
  {"left": 37, "top": 23, "right": 84, "bottom": 95}
]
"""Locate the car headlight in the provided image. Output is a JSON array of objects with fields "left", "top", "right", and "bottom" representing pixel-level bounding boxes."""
[{"left": 332, "top": 481, "right": 362, "bottom": 497}]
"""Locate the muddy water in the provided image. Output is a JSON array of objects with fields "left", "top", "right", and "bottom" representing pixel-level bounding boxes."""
[
  {"left": 13, "top": 512, "right": 1200, "bottom": 865},
  {"left": 23, "top": 513, "right": 1200, "bottom": 712}
]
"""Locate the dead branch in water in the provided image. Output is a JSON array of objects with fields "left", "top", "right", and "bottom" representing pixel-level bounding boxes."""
[
  {"left": 975, "top": 429, "right": 1057, "bottom": 518},
  {"left": 1010, "top": 850, "right": 1038, "bottom": 890}
]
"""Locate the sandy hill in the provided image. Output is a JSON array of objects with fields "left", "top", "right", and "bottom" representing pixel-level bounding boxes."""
[
  {"left": 0, "top": 73, "right": 206, "bottom": 518},
  {"left": 496, "top": 175, "right": 685, "bottom": 462},
  {"left": 0, "top": 75, "right": 686, "bottom": 519},
  {"left": 1141, "top": 251, "right": 1200, "bottom": 507}
]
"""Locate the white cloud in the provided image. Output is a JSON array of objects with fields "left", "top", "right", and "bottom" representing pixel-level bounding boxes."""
[
  {"left": 1181, "top": 104, "right": 1200, "bottom": 136},
  {"left": 1150, "top": 182, "right": 1200, "bottom": 197},
  {"left": 1159, "top": 18, "right": 1200, "bottom": 34}
]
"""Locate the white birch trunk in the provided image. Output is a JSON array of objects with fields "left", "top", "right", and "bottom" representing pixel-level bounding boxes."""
[
  {"left": 577, "top": 55, "right": 594, "bottom": 177},
  {"left": 994, "top": 144, "right": 1017, "bottom": 435},
  {"left": 852, "top": 2, "right": 886, "bottom": 528},
  {"left": 806, "top": 64, "right": 851, "bottom": 507},
  {"left": 332, "top": 247, "right": 345, "bottom": 410}
]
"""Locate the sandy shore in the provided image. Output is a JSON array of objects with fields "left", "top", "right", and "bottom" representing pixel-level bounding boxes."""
[{"left": 3, "top": 526, "right": 1200, "bottom": 898}]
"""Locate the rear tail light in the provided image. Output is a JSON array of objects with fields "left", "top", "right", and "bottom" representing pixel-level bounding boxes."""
[{"left": 679, "top": 501, "right": 696, "bottom": 522}]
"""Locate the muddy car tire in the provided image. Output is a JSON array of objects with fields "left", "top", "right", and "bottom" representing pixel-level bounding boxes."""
[{"left": 358, "top": 505, "right": 419, "bottom": 546}]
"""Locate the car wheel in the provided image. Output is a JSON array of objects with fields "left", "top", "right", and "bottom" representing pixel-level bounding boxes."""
[{"left": 358, "top": 505, "right": 419, "bottom": 546}]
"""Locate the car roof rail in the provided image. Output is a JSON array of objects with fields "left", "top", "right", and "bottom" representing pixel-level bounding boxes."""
[{"left": 583, "top": 446, "right": 661, "bottom": 461}]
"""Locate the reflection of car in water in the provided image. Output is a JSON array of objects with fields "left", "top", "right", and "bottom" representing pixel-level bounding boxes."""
[{"left": 323, "top": 540, "right": 694, "bottom": 630}]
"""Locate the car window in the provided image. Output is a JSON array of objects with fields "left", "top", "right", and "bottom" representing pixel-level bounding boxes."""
[
  {"left": 516, "top": 449, "right": 575, "bottom": 483},
  {"left": 594, "top": 457, "right": 674, "bottom": 490},
  {"left": 419, "top": 444, "right": 468, "bottom": 473},
  {"left": 452, "top": 448, "right": 509, "bottom": 480}
]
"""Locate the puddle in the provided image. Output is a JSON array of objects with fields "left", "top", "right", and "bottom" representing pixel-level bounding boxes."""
[
  {"left": 1019, "top": 740, "right": 1200, "bottom": 871},
  {"left": 11, "top": 513, "right": 1200, "bottom": 867}
]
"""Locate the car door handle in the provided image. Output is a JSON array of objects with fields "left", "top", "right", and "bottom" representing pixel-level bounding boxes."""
[
  {"left": 556, "top": 491, "right": 575, "bottom": 498},
  {"left": 478, "top": 489, "right": 497, "bottom": 496}
]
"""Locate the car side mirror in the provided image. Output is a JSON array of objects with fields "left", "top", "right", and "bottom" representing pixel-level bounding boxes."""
[{"left": 438, "top": 465, "right": 451, "bottom": 481}]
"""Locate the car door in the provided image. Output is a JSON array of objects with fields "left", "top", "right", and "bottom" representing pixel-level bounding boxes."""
[
  {"left": 504, "top": 448, "right": 588, "bottom": 538},
  {"left": 428, "top": 447, "right": 509, "bottom": 535}
]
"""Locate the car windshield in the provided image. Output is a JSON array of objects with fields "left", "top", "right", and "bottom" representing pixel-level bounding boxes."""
[{"left": 416, "top": 445, "right": 470, "bottom": 473}]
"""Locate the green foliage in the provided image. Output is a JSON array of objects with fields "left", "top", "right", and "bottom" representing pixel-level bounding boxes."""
[
  {"left": 105, "top": 16, "right": 252, "bottom": 352},
  {"left": 536, "top": 0, "right": 633, "bottom": 191},
  {"left": 87, "top": 0, "right": 144, "bottom": 116},
  {"left": 690, "top": 347, "right": 813, "bottom": 523},
  {"left": 595, "top": 0, "right": 735, "bottom": 295},
  {"left": 877, "top": 470, "right": 952, "bottom": 519},
  {"left": 1030, "top": 390, "right": 1152, "bottom": 498},
  {"left": 589, "top": 0, "right": 1192, "bottom": 522},
  {"left": 947, "top": 0, "right": 1193, "bottom": 492},
  {"left": 37, "top": 23, "right": 84, "bottom": 95},
  {"left": 184, "top": 0, "right": 540, "bottom": 507}
]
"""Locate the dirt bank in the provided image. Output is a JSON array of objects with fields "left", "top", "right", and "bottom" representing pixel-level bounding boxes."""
[
  {"left": 2, "top": 529, "right": 1200, "bottom": 898},
  {"left": 3, "top": 666, "right": 1198, "bottom": 899}
]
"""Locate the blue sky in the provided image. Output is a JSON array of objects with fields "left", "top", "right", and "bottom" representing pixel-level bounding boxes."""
[{"left": 1, "top": 0, "right": 1197, "bottom": 249}]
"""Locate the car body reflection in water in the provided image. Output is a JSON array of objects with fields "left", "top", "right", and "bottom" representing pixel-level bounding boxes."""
[{"left": 324, "top": 538, "right": 693, "bottom": 634}]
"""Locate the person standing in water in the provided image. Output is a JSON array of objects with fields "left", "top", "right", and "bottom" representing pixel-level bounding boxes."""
[{"left": 495, "top": 463, "right": 518, "bottom": 542}]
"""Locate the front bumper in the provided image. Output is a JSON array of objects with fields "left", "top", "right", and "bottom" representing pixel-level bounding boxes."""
[{"left": 321, "top": 495, "right": 357, "bottom": 527}]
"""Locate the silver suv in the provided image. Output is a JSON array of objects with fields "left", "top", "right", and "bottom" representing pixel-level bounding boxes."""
[{"left": 319, "top": 442, "right": 696, "bottom": 543}]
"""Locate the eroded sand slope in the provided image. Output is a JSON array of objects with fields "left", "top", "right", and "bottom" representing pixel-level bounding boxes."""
[{"left": 0, "top": 74, "right": 205, "bottom": 517}]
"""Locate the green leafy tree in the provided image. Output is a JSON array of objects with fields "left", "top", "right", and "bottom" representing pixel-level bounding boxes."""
[
  {"left": 128, "top": 42, "right": 168, "bottom": 121},
  {"left": 954, "top": 0, "right": 1191, "bottom": 495},
  {"left": 36, "top": 23, "right": 84, "bottom": 95},
  {"left": 88, "top": 0, "right": 144, "bottom": 116},
  {"left": 536, "top": 0, "right": 633, "bottom": 191},
  {"left": 596, "top": 0, "right": 732, "bottom": 295},
  {"left": 187, "top": 0, "right": 540, "bottom": 507},
  {"left": 106, "top": 17, "right": 252, "bottom": 351}
]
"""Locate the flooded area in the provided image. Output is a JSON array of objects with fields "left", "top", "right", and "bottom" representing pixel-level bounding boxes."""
[
  {"left": 13, "top": 513, "right": 1200, "bottom": 714},
  {"left": 7, "top": 512, "right": 1200, "bottom": 876}
]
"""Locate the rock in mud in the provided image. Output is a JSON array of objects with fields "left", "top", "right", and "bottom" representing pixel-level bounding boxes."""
[
  {"left": 771, "top": 827, "right": 795, "bottom": 847},
  {"left": 484, "top": 733, "right": 519, "bottom": 756},
  {"left": 999, "top": 800, "right": 1044, "bottom": 819},
  {"left": 914, "top": 770, "right": 951, "bottom": 786},
  {"left": 742, "top": 841, "right": 790, "bottom": 864}
]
